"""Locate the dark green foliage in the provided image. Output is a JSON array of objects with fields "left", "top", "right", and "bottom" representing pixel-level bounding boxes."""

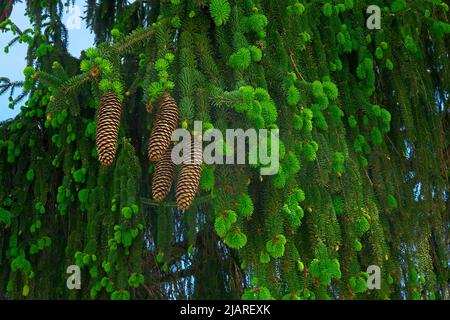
[{"left": 0, "top": 0, "right": 448, "bottom": 301}]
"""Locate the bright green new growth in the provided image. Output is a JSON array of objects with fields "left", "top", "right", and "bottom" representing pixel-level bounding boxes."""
[
  {"left": 210, "top": 0, "right": 232, "bottom": 26},
  {"left": 237, "top": 194, "right": 254, "bottom": 218}
]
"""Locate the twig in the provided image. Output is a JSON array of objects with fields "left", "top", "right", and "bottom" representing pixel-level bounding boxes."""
[
  {"left": 289, "top": 50, "right": 306, "bottom": 82},
  {"left": 364, "top": 169, "right": 374, "bottom": 186},
  {"left": 386, "top": 135, "right": 403, "bottom": 158}
]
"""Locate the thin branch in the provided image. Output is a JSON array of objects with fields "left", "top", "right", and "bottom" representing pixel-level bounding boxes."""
[
  {"left": 289, "top": 50, "right": 306, "bottom": 82},
  {"left": 114, "top": 27, "right": 156, "bottom": 55}
]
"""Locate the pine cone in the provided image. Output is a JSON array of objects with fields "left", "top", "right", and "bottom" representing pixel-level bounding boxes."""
[
  {"left": 148, "top": 92, "right": 179, "bottom": 162},
  {"left": 96, "top": 92, "right": 122, "bottom": 166},
  {"left": 152, "top": 147, "right": 176, "bottom": 202},
  {"left": 176, "top": 137, "right": 203, "bottom": 211}
]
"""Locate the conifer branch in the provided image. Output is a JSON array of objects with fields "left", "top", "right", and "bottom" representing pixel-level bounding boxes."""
[
  {"left": 60, "top": 72, "right": 93, "bottom": 94},
  {"left": 113, "top": 27, "right": 156, "bottom": 55},
  {"left": 0, "top": 78, "right": 24, "bottom": 96},
  {"left": 34, "top": 71, "right": 64, "bottom": 88}
]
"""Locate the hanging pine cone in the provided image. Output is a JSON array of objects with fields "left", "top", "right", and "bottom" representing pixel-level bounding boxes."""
[
  {"left": 176, "top": 137, "right": 203, "bottom": 211},
  {"left": 152, "top": 146, "right": 176, "bottom": 202},
  {"left": 148, "top": 92, "right": 179, "bottom": 162},
  {"left": 96, "top": 92, "right": 122, "bottom": 166}
]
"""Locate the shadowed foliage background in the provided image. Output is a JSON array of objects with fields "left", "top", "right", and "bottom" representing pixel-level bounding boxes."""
[{"left": 0, "top": 0, "right": 448, "bottom": 300}]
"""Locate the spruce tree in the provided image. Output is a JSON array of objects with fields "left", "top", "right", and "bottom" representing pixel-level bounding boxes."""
[{"left": 0, "top": 0, "right": 448, "bottom": 300}]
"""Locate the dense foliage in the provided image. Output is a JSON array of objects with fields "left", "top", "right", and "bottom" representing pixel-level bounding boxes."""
[{"left": 0, "top": 0, "right": 449, "bottom": 300}]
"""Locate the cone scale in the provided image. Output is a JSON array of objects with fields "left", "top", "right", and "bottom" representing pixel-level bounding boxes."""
[{"left": 152, "top": 146, "right": 176, "bottom": 202}]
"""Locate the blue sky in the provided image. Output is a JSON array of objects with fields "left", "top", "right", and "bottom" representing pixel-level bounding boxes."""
[{"left": 0, "top": 0, "right": 94, "bottom": 121}]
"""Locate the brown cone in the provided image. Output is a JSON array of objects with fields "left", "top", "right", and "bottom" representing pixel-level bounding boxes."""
[
  {"left": 176, "top": 137, "right": 203, "bottom": 211},
  {"left": 96, "top": 92, "right": 122, "bottom": 166},
  {"left": 152, "top": 147, "right": 176, "bottom": 202},
  {"left": 148, "top": 92, "right": 179, "bottom": 162}
]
